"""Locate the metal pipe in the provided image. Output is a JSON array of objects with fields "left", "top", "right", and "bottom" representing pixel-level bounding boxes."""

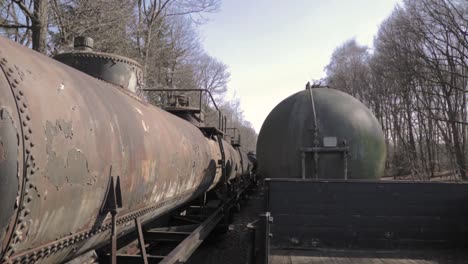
[
  {"left": 219, "top": 111, "right": 222, "bottom": 130},
  {"left": 111, "top": 212, "right": 117, "bottom": 264},
  {"left": 301, "top": 152, "right": 306, "bottom": 179},
  {"left": 307, "top": 86, "right": 320, "bottom": 179},
  {"left": 307, "top": 87, "right": 318, "bottom": 133},
  {"left": 198, "top": 90, "right": 202, "bottom": 110},
  {"left": 344, "top": 152, "right": 348, "bottom": 180},
  {"left": 226, "top": 127, "right": 241, "bottom": 144},
  {"left": 247, "top": 223, "right": 256, "bottom": 264},
  {"left": 224, "top": 116, "right": 227, "bottom": 134},
  {"left": 135, "top": 218, "right": 149, "bottom": 264}
]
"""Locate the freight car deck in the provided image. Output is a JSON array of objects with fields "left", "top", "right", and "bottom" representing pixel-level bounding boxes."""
[
  {"left": 270, "top": 249, "right": 468, "bottom": 264},
  {"left": 252, "top": 179, "right": 468, "bottom": 264}
]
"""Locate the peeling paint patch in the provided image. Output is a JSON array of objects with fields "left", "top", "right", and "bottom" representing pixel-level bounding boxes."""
[
  {"left": 46, "top": 149, "right": 67, "bottom": 187},
  {"left": 46, "top": 148, "right": 93, "bottom": 187},
  {"left": 65, "top": 149, "right": 91, "bottom": 184},
  {"left": 57, "top": 119, "right": 73, "bottom": 139},
  {"left": 45, "top": 119, "right": 73, "bottom": 150},
  {"left": 45, "top": 120, "right": 93, "bottom": 188}
]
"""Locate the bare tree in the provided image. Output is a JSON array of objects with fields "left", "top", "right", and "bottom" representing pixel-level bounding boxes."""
[
  {"left": 325, "top": 0, "right": 467, "bottom": 180},
  {"left": 135, "top": 0, "right": 220, "bottom": 73},
  {"left": 220, "top": 98, "right": 257, "bottom": 152},
  {"left": 0, "top": 0, "right": 258, "bottom": 151},
  {"left": 194, "top": 52, "right": 230, "bottom": 105},
  {"left": 325, "top": 39, "right": 371, "bottom": 101},
  {"left": 0, "top": 0, "right": 48, "bottom": 53},
  {"left": 49, "top": 0, "right": 135, "bottom": 55}
]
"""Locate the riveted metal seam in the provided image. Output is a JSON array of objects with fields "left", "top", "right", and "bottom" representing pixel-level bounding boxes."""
[
  {"left": 0, "top": 54, "right": 33, "bottom": 264},
  {"left": 8, "top": 190, "right": 193, "bottom": 263},
  {"left": 0, "top": 54, "right": 36, "bottom": 263},
  {"left": 54, "top": 52, "right": 142, "bottom": 68}
]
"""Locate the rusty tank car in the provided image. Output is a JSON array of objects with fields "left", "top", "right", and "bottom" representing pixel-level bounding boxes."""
[
  {"left": 0, "top": 37, "right": 252, "bottom": 264},
  {"left": 257, "top": 83, "right": 386, "bottom": 180}
]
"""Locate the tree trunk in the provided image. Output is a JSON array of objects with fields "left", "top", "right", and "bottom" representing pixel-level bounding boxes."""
[
  {"left": 447, "top": 108, "right": 467, "bottom": 180},
  {"left": 32, "top": 0, "right": 48, "bottom": 53}
]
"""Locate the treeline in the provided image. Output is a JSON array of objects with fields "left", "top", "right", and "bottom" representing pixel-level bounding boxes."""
[
  {"left": 0, "top": 0, "right": 257, "bottom": 151},
  {"left": 325, "top": 0, "right": 467, "bottom": 180}
]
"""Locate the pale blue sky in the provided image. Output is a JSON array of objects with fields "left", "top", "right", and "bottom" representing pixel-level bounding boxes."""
[{"left": 200, "top": 0, "right": 401, "bottom": 132}]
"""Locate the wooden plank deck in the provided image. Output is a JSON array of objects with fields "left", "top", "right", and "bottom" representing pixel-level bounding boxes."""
[{"left": 269, "top": 249, "right": 468, "bottom": 264}]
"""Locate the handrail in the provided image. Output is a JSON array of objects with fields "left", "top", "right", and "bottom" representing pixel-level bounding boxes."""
[
  {"left": 142, "top": 88, "right": 226, "bottom": 133},
  {"left": 226, "top": 127, "right": 241, "bottom": 145}
]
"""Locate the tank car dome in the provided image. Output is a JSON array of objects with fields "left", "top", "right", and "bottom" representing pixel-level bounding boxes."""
[
  {"left": 54, "top": 37, "right": 144, "bottom": 94},
  {"left": 257, "top": 87, "right": 386, "bottom": 180}
]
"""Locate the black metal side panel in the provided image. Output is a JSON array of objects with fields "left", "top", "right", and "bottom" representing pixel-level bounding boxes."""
[{"left": 267, "top": 179, "right": 468, "bottom": 250}]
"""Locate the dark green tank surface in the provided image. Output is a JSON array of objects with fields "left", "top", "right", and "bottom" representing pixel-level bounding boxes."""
[{"left": 257, "top": 87, "right": 386, "bottom": 180}]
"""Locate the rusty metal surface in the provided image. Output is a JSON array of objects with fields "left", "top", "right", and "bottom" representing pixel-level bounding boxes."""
[
  {"left": 54, "top": 48, "right": 144, "bottom": 94},
  {"left": 158, "top": 206, "right": 224, "bottom": 264},
  {"left": 0, "top": 57, "right": 23, "bottom": 259},
  {"left": 0, "top": 37, "right": 250, "bottom": 264},
  {"left": 247, "top": 152, "right": 257, "bottom": 174},
  {"left": 0, "top": 107, "right": 19, "bottom": 255},
  {"left": 242, "top": 151, "right": 249, "bottom": 177},
  {"left": 224, "top": 140, "right": 241, "bottom": 181}
]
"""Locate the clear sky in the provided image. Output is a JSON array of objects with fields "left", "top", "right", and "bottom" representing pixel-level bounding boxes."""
[{"left": 200, "top": 0, "right": 401, "bottom": 133}]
